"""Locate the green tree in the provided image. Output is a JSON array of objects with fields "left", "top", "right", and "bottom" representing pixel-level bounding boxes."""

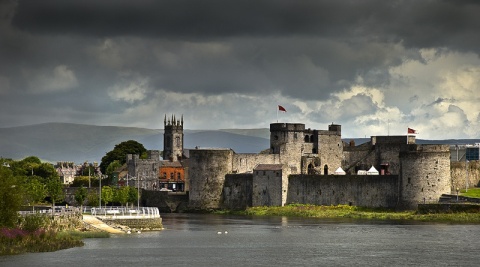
[
  {"left": 87, "top": 191, "right": 99, "bottom": 207},
  {"left": 100, "top": 140, "right": 146, "bottom": 174},
  {"left": 0, "top": 166, "right": 23, "bottom": 227},
  {"left": 105, "top": 160, "right": 122, "bottom": 185},
  {"left": 128, "top": 186, "right": 139, "bottom": 208},
  {"left": 115, "top": 186, "right": 130, "bottom": 207},
  {"left": 33, "top": 163, "right": 58, "bottom": 179},
  {"left": 72, "top": 176, "right": 99, "bottom": 187},
  {"left": 45, "top": 177, "right": 64, "bottom": 209},
  {"left": 24, "top": 177, "right": 46, "bottom": 205},
  {"left": 75, "top": 186, "right": 88, "bottom": 210},
  {"left": 101, "top": 186, "right": 114, "bottom": 207},
  {"left": 21, "top": 156, "right": 42, "bottom": 165}
]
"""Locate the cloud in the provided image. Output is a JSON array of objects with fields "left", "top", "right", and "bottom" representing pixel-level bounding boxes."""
[
  {"left": 0, "top": 75, "right": 10, "bottom": 94},
  {"left": 108, "top": 73, "right": 150, "bottom": 103},
  {"left": 26, "top": 65, "right": 78, "bottom": 93},
  {"left": 1, "top": 0, "right": 480, "bottom": 141}
]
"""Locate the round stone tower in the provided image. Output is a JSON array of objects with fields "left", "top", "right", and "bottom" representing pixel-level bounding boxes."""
[
  {"left": 163, "top": 114, "right": 184, "bottom": 161},
  {"left": 188, "top": 148, "right": 234, "bottom": 209},
  {"left": 399, "top": 144, "right": 451, "bottom": 209}
]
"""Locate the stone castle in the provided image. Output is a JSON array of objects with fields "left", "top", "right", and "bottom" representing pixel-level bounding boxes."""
[{"left": 129, "top": 115, "right": 451, "bottom": 210}]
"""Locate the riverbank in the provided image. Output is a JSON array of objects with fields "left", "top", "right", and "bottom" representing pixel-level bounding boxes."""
[
  {"left": 218, "top": 204, "right": 480, "bottom": 223},
  {"left": 0, "top": 228, "right": 108, "bottom": 256}
]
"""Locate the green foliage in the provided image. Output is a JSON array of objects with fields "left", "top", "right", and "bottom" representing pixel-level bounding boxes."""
[
  {"left": 225, "top": 204, "right": 480, "bottom": 223},
  {"left": 87, "top": 191, "right": 99, "bottom": 207},
  {"left": 100, "top": 140, "right": 146, "bottom": 174},
  {"left": 101, "top": 186, "right": 114, "bottom": 207},
  {"left": 20, "top": 214, "right": 50, "bottom": 232},
  {"left": 0, "top": 167, "right": 23, "bottom": 227},
  {"left": 23, "top": 178, "right": 47, "bottom": 205},
  {"left": 74, "top": 186, "right": 88, "bottom": 207},
  {"left": 33, "top": 163, "right": 58, "bottom": 179},
  {"left": 106, "top": 160, "right": 122, "bottom": 177},
  {"left": 115, "top": 186, "right": 130, "bottom": 206},
  {"left": 21, "top": 156, "right": 42, "bottom": 165},
  {"left": 0, "top": 228, "right": 84, "bottom": 255},
  {"left": 128, "top": 186, "right": 139, "bottom": 206},
  {"left": 45, "top": 177, "right": 64, "bottom": 207},
  {"left": 72, "top": 176, "right": 99, "bottom": 187}
]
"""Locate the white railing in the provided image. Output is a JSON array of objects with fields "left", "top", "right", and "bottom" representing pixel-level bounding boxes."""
[
  {"left": 91, "top": 206, "right": 160, "bottom": 219},
  {"left": 18, "top": 206, "right": 81, "bottom": 216}
]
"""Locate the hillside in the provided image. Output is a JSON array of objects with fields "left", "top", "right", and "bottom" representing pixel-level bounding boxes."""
[
  {"left": 0, "top": 123, "right": 270, "bottom": 163},
  {"left": 1, "top": 123, "right": 479, "bottom": 164}
]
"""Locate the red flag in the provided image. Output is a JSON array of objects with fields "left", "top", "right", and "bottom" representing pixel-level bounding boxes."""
[
  {"left": 278, "top": 105, "right": 287, "bottom": 112},
  {"left": 408, "top": 128, "right": 417, "bottom": 134}
]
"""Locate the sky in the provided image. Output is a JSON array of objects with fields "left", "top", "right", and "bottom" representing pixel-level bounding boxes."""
[{"left": 1, "top": 0, "right": 480, "bottom": 139}]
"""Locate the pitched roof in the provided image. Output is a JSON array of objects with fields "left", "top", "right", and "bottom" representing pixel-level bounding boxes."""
[{"left": 160, "top": 160, "right": 183, "bottom": 167}]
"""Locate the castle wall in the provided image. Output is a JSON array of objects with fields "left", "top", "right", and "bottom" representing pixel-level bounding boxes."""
[
  {"left": 280, "top": 142, "right": 304, "bottom": 174},
  {"left": 188, "top": 149, "right": 234, "bottom": 209},
  {"left": 343, "top": 147, "right": 376, "bottom": 174},
  {"left": 126, "top": 153, "right": 160, "bottom": 190},
  {"left": 399, "top": 144, "right": 451, "bottom": 209},
  {"left": 232, "top": 153, "right": 280, "bottom": 173},
  {"left": 252, "top": 167, "right": 285, "bottom": 206},
  {"left": 286, "top": 175, "right": 399, "bottom": 208},
  {"left": 450, "top": 161, "right": 480, "bottom": 192},
  {"left": 317, "top": 131, "right": 343, "bottom": 175},
  {"left": 223, "top": 174, "right": 253, "bottom": 210}
]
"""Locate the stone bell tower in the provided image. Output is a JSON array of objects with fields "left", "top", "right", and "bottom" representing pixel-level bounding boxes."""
[{"left": 163, "top": 114, "right": 184, "bottom": 161}]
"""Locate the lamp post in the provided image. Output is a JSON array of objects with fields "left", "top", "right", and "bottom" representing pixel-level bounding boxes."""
[
  {"left": 465, "top": 159, "right": 469, "bottom": 192},
  {"left": 456, "top": 187, "right": 459, "bottom": 202},
  {"left": 98, "top": 174, "right": 101, "bottom": 208},
  {"left": 137, "top": 174, "right": 140, "bottom": 209}
]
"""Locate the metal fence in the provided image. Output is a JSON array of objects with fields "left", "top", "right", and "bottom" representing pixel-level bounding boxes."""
[
  {"left": 18, "top": 206, "right": 81, "bottom": 216},
  {"left": 90, "top": 206, "right": 160, "bottom": 219}
]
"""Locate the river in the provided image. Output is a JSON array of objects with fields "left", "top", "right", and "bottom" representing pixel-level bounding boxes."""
[{"left": 1, "top": 213, "right": 480, "bottom": 266}]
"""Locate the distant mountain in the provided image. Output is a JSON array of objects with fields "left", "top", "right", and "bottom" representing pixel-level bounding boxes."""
[
  {"left": 0, "top": 123, "right": 269, "bottom": 163},
  {"left": 1, "top": 123, "right": 478, "bottom": 164}
]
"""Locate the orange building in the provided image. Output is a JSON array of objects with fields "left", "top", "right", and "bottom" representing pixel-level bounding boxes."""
[{"left": 159, "top": 160, "right": 185, "bottom": 192}]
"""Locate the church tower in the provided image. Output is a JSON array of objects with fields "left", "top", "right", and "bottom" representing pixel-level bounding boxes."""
[{"left": 163, "top": 114, "right": 184, "bottom": 161}]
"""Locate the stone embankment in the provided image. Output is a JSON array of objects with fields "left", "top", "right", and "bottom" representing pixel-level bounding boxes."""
[{"left": 82, "top": 215, "right": 125, "bottom": 234}]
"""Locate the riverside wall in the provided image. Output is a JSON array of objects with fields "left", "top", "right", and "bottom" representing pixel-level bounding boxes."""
[
  {"left": 141, "top": 190, "right": 189, "bottom": 213},
  {"left": 101, "top": 218, "right": 163, "bottom": 230},
  {"left": 286, "top": 175, "right": 399, "bottom": 208},
  {"left": 223, "top": 174, "right": 253, "bottom": 210}
]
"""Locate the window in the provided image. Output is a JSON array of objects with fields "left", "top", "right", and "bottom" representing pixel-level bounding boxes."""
[
  {"left": 170, "top": 173, "right": 174, "bottom": 179},
  {"left": 175, "top": 136, "right": 181, "bottom": 147},
  {"left": 177, "top": 173, "right": 181, "bottom": 180}
]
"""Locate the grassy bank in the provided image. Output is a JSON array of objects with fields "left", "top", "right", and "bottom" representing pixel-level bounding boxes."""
[
  {"left": 0, "top": 228, "right": 109, "bottom": 255},
  {"left": 461, "top": 187, "right": 480, "bottom": 198},
  {"left": 220, "top": 204, "right": 480, "bottom": 223}
]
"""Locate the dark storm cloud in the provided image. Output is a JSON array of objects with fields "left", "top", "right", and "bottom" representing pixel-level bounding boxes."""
[{"left": 12, "top": 0, "right": 480, "bottom": 51}]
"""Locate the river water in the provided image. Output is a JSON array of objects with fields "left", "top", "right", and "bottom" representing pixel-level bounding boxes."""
[{"left": 1, "top": 213, "right": 480, "bottom": 266}]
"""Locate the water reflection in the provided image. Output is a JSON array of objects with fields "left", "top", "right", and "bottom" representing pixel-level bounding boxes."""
[{"left": 1, "top": 213, "right": 480, "bottom": 267}]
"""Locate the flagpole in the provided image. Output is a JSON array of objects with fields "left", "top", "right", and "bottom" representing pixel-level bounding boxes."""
[{"left": 276, "top": 105, "right": 278, "bottom": 123}]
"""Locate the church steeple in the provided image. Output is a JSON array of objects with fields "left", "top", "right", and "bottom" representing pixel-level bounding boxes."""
[{"left": 163, "top": 114, "right": 184, "bottom": 161}]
